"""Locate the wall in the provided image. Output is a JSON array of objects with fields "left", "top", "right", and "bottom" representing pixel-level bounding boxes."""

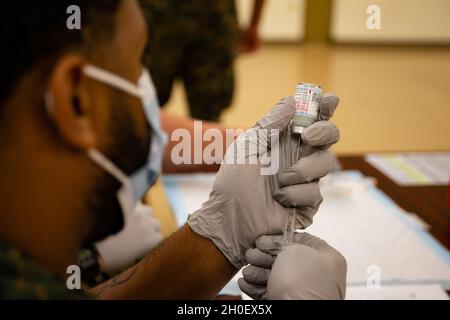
[
  {"left": 236, "top": 0, "right": 306, "bottom": 41},
  {"left": 331, "top": 0, "right": 450, "bottom": 43}
]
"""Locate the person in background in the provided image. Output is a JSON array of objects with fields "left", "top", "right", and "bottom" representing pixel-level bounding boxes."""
[{"left": 140, "top": 0, "right": 266, "bottom": 121}]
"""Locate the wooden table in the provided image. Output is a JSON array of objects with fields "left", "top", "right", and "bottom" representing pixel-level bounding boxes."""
[{"left": 339, "top": 155, "right": 450, "bottom": 250}]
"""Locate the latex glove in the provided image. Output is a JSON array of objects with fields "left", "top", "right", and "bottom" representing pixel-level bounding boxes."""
[
  {"left": 95, "top": 202, "right": 163, "bottom": 273},
  {"left": 272, "top": 93, "right": 340, "bottom": 228},
  {"left": 238, "top": 233, "right": 347, "bottom": 300},
  {"left": 188, "top": 94, "right": 340, "bottom": 269}
]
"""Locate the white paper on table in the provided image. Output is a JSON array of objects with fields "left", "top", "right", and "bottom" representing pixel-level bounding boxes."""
[
  {"left": 163, "top": 171, "right": 450, "bottom": 295},
  {"left": 242, "top": 284, "right": 449, "bottom": 300},
  {"left": 308, "top": 172, "right": 450, "bottom": 288},
  {"left": 365, "top": 152, "right": 450, "bottom": 186},
  {"left": 346, "top": 284, "right": 448, "bottom": 300}
]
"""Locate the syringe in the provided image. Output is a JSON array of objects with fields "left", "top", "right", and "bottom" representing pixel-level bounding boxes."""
[
  {"left": 282, "top": 83, "right": 322, "bottom": 248},
  {"left": 281, "top": 134, "right": 301, "bottom": 247}
]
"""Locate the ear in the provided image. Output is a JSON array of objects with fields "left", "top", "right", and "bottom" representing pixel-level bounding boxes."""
[{"left": 47, "top": 54, "right": 96, "bottom": 150}]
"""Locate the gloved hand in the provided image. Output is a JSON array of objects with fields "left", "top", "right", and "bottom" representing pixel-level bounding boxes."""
[
  {"left": 188, "top": 94, "right": 340, "bottom": 269},
  {"left": 95, "top": 202, "right": 163, "bottom": 273},
  {"left": 238, "top": 233, "right": 347, "bottom": 300}
]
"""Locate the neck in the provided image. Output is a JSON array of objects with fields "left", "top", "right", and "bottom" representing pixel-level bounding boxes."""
[{"left": 0, "top": 144, "right": 91, "bottom": 276}]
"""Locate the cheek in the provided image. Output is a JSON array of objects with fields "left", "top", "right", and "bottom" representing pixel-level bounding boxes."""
[
  {"left": 128, "top": 97, "right": 150, "bottom": 141},
  {"left": 88, "top": 84, "right": 114, "bottom": 149}
]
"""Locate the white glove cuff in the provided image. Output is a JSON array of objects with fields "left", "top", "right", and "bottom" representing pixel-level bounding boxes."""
[{"left": 187, "top": 197, "right": 245, "bottom": 269}]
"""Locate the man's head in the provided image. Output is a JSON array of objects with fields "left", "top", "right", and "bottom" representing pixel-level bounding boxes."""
[{"left": 0, "top": 0, "right": 151, "bottom": 271}]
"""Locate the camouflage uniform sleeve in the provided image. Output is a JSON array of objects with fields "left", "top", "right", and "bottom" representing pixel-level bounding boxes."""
[{"left": 0, "top": 240, "right": 89, "bottom": 300}]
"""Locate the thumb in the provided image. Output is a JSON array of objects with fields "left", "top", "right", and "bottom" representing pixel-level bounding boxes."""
[
  {"left": 133, "top": 201, "right": 152, "bottom": 215},
  {"left": 256, "top": 96, "right": 295, "bottom": 130},
  {"left": 294, "top": 232, "right": 329, "bottom": 250},
  {"left": 318, "top": 93, "right": 340, "bottom": 121}
]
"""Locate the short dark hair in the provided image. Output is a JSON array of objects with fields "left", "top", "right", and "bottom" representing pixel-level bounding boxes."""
[{"left": 0, "top": 1, "right": 122, "bottom": 104}]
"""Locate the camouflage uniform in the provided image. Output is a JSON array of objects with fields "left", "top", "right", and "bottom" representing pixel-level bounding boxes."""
[
  {"left": 0, "top": 240, "right": 88, "bottom": 299},
  {"left": 140, "top": 0, "right": 239, "bottom": 121}
]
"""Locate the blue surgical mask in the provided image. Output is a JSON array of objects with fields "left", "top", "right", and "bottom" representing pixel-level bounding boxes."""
[{"left": 47, "top": 64, "right": 167, "bottom": 220}]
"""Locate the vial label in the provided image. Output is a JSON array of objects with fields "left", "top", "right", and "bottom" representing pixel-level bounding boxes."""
[{"left": 295, "top": 86, "right": 321, "bottom": 119}]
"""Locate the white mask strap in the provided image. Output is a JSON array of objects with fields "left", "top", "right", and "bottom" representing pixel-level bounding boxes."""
[
  {"left": 83, "top": 64, "right": 143, "bottom": 98},
  {"left": 44, "top": 90, "right": 129, "bottom": 188},
  {"left": 87, "top": 148, "right": 129, "bottom": 186}
]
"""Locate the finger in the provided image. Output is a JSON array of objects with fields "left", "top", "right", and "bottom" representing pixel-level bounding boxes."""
[
  {"left": 245, "top": 248, "right": 275, "bottom": 268},
  {"left": 293, "top": 201, "right": 321, "bottom": 229},
  {"left": 140, "top": 219, "right": 161, "bottom": 234},
  {"left": 255, "top": 235, "right": 283, "bottom": 255},
  {"left": 299, "top": 234, "right": 345, "bottom": 267},
  {"left": 151, "top": 217, "right": 162, "bottom": 232},
  {"left": 293, "top": 232, "right": 328, "bottom": 250},
  {"left": 320, "top": 246, "right": 348, "bottom": 296},
  {"left": 256, "top": 96, "right": 295, "bottom": 130},
  {"left": 238, "top": 278, "right": 267, "bottom": 300},
  {"left": 301, "top": 121, "right": 340, "bottom": 150},
  {"left": 318, "top": 93, "right": 339, "bottom": 121},
  {"left": 277, "top": 149, "right": 334, "bottom": 187},
  {"left": 273, "top": 181, "right": 322, "bottom": 208},
  {"left": 134, "top": 201, "right": 152, "bottom": 215},
  {"left": 138, "top": 210, "right": 162, "bottom": 231},
  {"left": 242, "top": 265, "right": 270, "bottom": 285},
  {"left": 242, "top": 96, "right": 295, "bottom": 158}
]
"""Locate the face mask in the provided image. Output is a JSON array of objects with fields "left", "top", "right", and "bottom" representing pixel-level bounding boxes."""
[{"left": 46, "top": 64, "right": 167, "bottom": 220}]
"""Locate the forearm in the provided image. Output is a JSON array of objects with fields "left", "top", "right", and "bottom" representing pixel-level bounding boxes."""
[
  {"left": 161, "top": 111, "right": 239, "bottom": 173},
  {"left": 91, "top": 224, "right": 237, "bottom": 299},
  {"left": 250, "top": 0, "right": 266, "bottom": 28}
]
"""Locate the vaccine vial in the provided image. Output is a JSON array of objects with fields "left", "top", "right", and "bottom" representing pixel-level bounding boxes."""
[{"left": 291, "top": 83, "right": 322, "bottom": 135}]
